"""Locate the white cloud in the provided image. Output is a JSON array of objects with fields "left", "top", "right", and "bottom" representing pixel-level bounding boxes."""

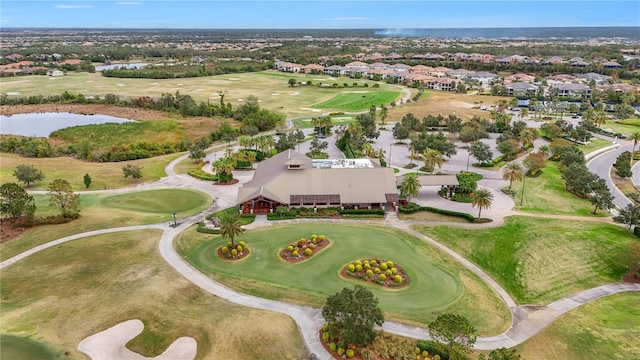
[
  {"left": 323, "top": 17, "right": 374, "bottom": 21},
  {"left": 55, "top": 4, "right": 93, "bottom": 9},
  {"left": 116, "top": 2, "right": 141, "bottom": 5}
]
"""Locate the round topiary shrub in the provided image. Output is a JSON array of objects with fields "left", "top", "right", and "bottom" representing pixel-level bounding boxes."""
[
  {"left": 227, "top": 241, "right": 232, "bottom": 247},
  {"left": 422, "top": 350, "right": 429, "bottom": 357},
  {"left": 329, "top": 343, "right": 336, "bottom": 351},
  {"left": 231, "top": 248, "right": 238, "bottom": 257},
  {"left": 385, "top": 269, "right": 392, "bottom": 277},
  {"left": 380, "top": 263, "right": 388, "bottom": 270},
  {"left": 304, "top": 248, "right": 312, "bottom": 256},
  {"left": 292, "top": 250, "right": 299, "bottom": 257},
  {"left": 347, "top": 264, "right": 355, "bottom": 272},
  {"left": 391, "top": 267, "right": 398, "bottom": 275},
  {"left": 380, "top": 273, "right": 386, "bottom": 281},
  {"left": 309, "top": 243, "right": 316, "bottom": 249},
  {"left": 371, "top": 260, "right": 378, "bottom": 266},
  {"left": 322, "top": 332, "right": 329, "bottom": 343},
  {"left": 221, "top": 246, "right": 229, "bottom": 254},
  {"left": 355, "top": 260, "right": 362, "bottom": 266},
  {"left": 322, "top": 323, "right": 328, "bottom": 331},
  {"left": 364, "top": 263, "right": 371, "bottom": 269},
  {"left": 236, "top": 245, "right": 243, "bottom": 252},
  {"left": 346, "top": 349, "right": 354, "bottom": 358},
  {"left": 319, "top": 235, "right": 325, "bottom": 241},
  {"left": 365, "top": 269, "right": 373, "bottom": 277},
  {"left": 238, "top": 241, "right": 246, "bottom": 247},
  {"left": 387, "top": 260, "right": 394, "bottom": 268},
  {"left": 394, "top": 275, "right": 403, "bottom": 283},
  {"left": 337, "top": 347, "right": 344, "bottom": 356},
  {"left": 434, "top": 355, "right": 441, "bottom": 360},
  {"left": 287, "top": 245, "right": 294, "bottom": 252},
  {"left": 374, "top": 267, "right": 381, "bottom": 274},
  {"left": 355, "top": 264, "right": 363, "bottom": 272}
]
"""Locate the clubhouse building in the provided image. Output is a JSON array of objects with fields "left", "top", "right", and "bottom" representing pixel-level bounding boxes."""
[{"left": 236, "top": 150, "right": 399, "bottom": 214}]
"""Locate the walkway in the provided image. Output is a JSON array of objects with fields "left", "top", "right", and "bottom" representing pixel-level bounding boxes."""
[{"left": 7, "top": 122, "right": 639, "bottom": 359}]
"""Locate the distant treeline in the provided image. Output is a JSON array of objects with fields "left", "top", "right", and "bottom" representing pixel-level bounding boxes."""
[
  {"left": 0, "top": 91, "right": 284, "bottom": 162},
  {"left": 101, "top": 61, "right": 270, "bottom": 79}
]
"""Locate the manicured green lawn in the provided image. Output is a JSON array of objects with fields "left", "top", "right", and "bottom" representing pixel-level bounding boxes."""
[
  {"left": 517, "top": 292, "right": 640, "bottom": 360},
  {"left": 101, "top": 189, "right": 209, "bottom": 214},
  {"left": 580, "top": 138, "right": 614, "bottom": 155},
  {"left": 291, "top": 115, "right": 357, "bottom": 129},
  {"left": 0, "top": 334, "right": 59, "bottom": 360},
  {"left": 0, "top": 230, "right": 306, "bottom": 360},
  {"left": 313, "top": 91, "right": 400, "bottom": 111},
  {"left": 415, "top": 216, "right": 634, "bottom": 304},
  {"left": 176, "top": 223, "right": 511, "bottom": 335},
  {"left": 512, "top": 162, "right": 609, "bottom": 216},
  {"left": 1, "top": 189, "right": 211, "bottom": 261},
  {"left": 602, "top": 119, "right": 640, "bottom": 137}
]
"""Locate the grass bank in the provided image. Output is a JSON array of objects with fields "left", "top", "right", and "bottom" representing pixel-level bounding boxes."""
[
  {"left": 1, "top": 189, "right": 211, "bottom": 261},
  {"left": 415, "top": 216, "right": 634, "bottom": 304},
  {"left": 176, "top": 223, "right": 511, "bottom": 335},
  {"left": 313, "top": 91, "right": 400, "bottom": 111},
  {"left": 0, "top": 152, "right": 183, "bottom": 190},
  {"left": 517, "top": 292, "right": 640, "bottom": 359},
  {"left": 0, "top": 230, "right": 306, "bottom": 360}
]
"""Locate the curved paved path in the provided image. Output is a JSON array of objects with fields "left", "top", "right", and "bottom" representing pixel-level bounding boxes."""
[{"left": 7, "top": 127, "right": 639, "bottom": 358}]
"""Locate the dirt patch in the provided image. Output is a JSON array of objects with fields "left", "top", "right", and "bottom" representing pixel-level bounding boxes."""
[
  {"left": 0, "top": 104, "right": 235, "bottom": 140},
  {"left": 0, "top": 220, "right": 31, "bottom": 244}
]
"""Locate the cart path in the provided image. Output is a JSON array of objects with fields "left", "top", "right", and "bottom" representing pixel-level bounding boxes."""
[{"left": 3, "top": 217, "right": 639, "bottom": 359}]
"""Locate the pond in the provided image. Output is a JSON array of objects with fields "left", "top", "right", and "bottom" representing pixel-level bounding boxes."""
[
  {"left": 94, "top": 62, "right": 149, "bottom": 71},
  {"left": 0, "top": 112, "right": 135, "bottom": 138}
]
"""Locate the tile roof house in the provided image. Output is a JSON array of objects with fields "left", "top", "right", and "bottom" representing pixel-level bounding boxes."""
[
  {"left": 551, "top": 83, "right": 592, "bottom": 98},
  {"left": 505, "top": 82, "right": 539, "bottom": 96},
  {"left": 236, "top": 150, "right": 399, "bottom": 214}
]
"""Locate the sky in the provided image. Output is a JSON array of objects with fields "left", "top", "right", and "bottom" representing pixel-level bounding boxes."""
[{"left": 1, "top": 0, "right": 639, "bottom": 29}]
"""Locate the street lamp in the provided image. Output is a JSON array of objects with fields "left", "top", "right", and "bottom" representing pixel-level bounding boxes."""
[{"left": 172, "top": 212, "right": 177, "bottom": 227}]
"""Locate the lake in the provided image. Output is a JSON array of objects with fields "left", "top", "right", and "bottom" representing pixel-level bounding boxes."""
[{"left": 0, "top": 112, "right": 135, "bottom": 138}]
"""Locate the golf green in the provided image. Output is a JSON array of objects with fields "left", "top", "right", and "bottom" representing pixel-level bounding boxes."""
[
  {"left": 183, "top": 224, "right": 465, "bottom": 322},
  {"left": 0, "top": 334, "right": 58, "bottom": 360},
  {"left": 100, "top": 189, "right": 210, "bottom": 214}
]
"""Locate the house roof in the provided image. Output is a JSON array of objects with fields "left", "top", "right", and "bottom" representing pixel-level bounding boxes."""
[
  {"left": 237, "top": 150, "right": 398, "bottom": 205},
  {"left": 506, "top": 82, "right": 538, "bottom": 90}
]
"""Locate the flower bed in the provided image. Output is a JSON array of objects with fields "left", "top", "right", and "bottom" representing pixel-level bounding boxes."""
[
  {"left": 279, "top": 234, "right": 330, "bottom": 263},
  {"left": 341, "top": 258, "right": 409, "bottom": 288},
  {"left": 217, "top": 240, "right": 249, "bottom": 261}
]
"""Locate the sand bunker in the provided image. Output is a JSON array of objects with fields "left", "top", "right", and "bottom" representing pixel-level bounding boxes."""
[
  {"left": 6, "top": 92, "right": 20, "bottom": 96},
  {"left": 289, "top": 92, "right": 299, "bottom": 96},
  {"left": 78, "top": 319, "right": 196, "bottom": 360},
  {"left": 117, "top": 84, "right": 125, "bottom": 87},
  {"left": 300, "top": 108, "right": 322, "bottom": 112}
]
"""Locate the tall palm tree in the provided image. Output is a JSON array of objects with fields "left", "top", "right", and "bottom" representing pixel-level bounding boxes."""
[
  {"left": 502, "top": 162, "right": 524, "bottom": 192},
  {"left": 399, "top": 173, "right": 421, "bottom": 203},
  {"left": 472, "top": 188, "right": 494, "bottom": 218},
  {"left": 519, "top": 128, "right": 538, "bottom": 149},
  {"left": 538, "top": 145, "right": 550, "bottom": 159},
  {"left": 519, "top": 108, "right": 529, "bottom": 121},
  {"left": 379, "top": 106, "right": 389, "bottom": 126},
  {"left": 422, "top": 148, "right": 445, "bottom": 174},
  {"left": 630, "top": 132, "right": 640, "bottom": 155},
  {"left": 220, "top": 212, "right": 245, "bottom": 246}
]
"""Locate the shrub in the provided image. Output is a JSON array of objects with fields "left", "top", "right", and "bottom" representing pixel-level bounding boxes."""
[
  {"left": 287, "top": 245, "right": 294, "bottom": 252},
  {"left": 319, "top": 235, "right": 326, "bottom": 241},
  {"left": 380, "top": 274, "right": 386, "bottom": 281},
  {"left": 355, "top": 260, "right": 362, "bottom": 266},
  {"left": 391, "top": 267, "right": 398, "bottom": 275},
  {"left": 304, "top": 248, "right": 312, "bottom": 256},
  {"left": 380, "top": 263, "right": 388, "bottom": 270},
  {"left": 374, "top": 267, "right": 381, "bottom": 274},
  {"left": 231, "top": 248, "right": 238, "bottom": 257},
  {"left": 322, "top": 323, "right": 328, "bottom": 331},
  {"left": 387, "top": 260, "right": 394, "bottom": 268},
  {"left": 422, "top": 351, "right": 429, "bottom": 357},
  {"left": 394, "top": 275, "right": 403, "bottom": 283},
  {"left": 348, "top": 264, "right": 355, "bottom": 272},
  {"left": 385, "top": 269, "right": 392, "bottom": 277},
  {"left": 435, "top": 355, "right": 441, "bottom": 360},
  {"left": 221, "top": 246, "right": 229, "bottom": 254},
  {"left": 346, "top": 349, "right": 355, "bottom": 358},
  {"left": 370, "top": 260, "right": 377, "bottom": 266},
  {"left": 227, "top": 241, "right": 233, "bottom": 247},
  {"left": 356, "top": 264, "right": 363, "bottom": 272},
  {"left": 187, "top": 168, "right": 218, "bottom": 181},
  {"left": 238, "top": 240, "right": 246, "bottom": 247},
  {"left": 415, "top": 347, "right": 421, "bottom": 354},
  {"left": 292, "top": 250, "right": 299, "bottom": 257},
  {"left": 364, "top": 263, "right": 371, "bottom": 269},
  {"left": 236, "top": 245, "right": 243, "bottom": 252},
  {"left": 416, "top": 340, "right": 449, "bottom": 360},
  {"left": 338, "top": 347, "right": 345, "bottom": 356},
  {"left": 399, "top": 203, "right": 475, "bottom": 222},
  {"left": 365, "top": 269, "right": 373, "bottom": 277},
  {"left": 329, "top": 343, "right": 336, "bottom": 351},
  {"left": 322, "top": 332, "right": 329, "bottom": 343}
]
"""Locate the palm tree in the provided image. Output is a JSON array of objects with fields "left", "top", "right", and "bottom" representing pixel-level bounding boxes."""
[
  {"left": 376, "top": 148, "right": 386, "bottom": 165},
  {"left": 502, "top": 162, "right": 524, "bottom": 192},
  {"left": 519, "top": 108, "right": 529, "bottom": 121},
  {"left": 238, "top": 135, "right": 253, "bottom": 149},
  {"left": 409, "top": 146, "right": 419, "bottom": 166},
  {"left": 630, "top": 132, "right": 640, "bottom": 155},
  {"left": 422, "top": 148, "right": 444, "bottom": 174},
  {"left": 399, "top": 173, "right": 421, "bottom": 203},
  {"left": 220, "top": 212, "right": 245, "bottom": 246},
  {"left": 519, "top": 128, "right": 538, "bottom": 149},
  {"left": 472, "top": 188, "right": 494, "bottom": 218},
  {"left": 379, "top": 106, "right": 389, "bottom": 126},
  {"left": 538, "top": 145, "right": 550, "bottom": 159}
]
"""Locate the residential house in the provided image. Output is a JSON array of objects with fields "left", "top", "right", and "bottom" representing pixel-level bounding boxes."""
[
  {"left": 505, "top": 82, "right": 539, "bottom": 97},
  {"left": 551, "top": 83, "right": 592, "bottom": 98}
]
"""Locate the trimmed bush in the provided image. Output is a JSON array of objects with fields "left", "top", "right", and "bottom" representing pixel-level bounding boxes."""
[
  {"left": 380, "top": 263, "right": 388, "bottom": 270},
  {"left": 221, "top": 246, "right": 229, "bottom": 254},
  {"left": 387, "top": 260, "right": 394, "bottom": 268},
  {"left": 322, "top": 332, "right": 329, "bottom": 343},
  {"left": 304, "top": 248, "right": 312, "bottom": 256},
  {"left": 287, "top": 245, "right": 294, "bottom": 252},
  {"left": 337, "top": 347, "right": 345, "bottom": 356},
  {"left": 329, "top": 343, "right": 336, "bottom": 351},
  {"left": 365, "top": 269, "right": 373, "bottom": 277},
  {"left": 374, "top": 267, "right": 381, "bottom": 274},
  {"left": 238, "top": 241, "right": 246, "bottom": 247},
  {"left": 236, "top": 245, "right": 243, "bottom": 252},
  {"left": 231, "top": 249, "right": 238, "bottom": 257},
  {"left": 292, "top": 250, "right": 299, "bottom": 257},
  {"left": 394, "top": 275, "right": 403, "bottom": 283},
  {"left": 196, "top": 221, "right": 220, "bottom": 234},
  {"left": 399, "top": 203, "right": 475, "bottom": 222},
  {"left": 380, "top": 273, "right": 386, "bottom": 281},
  {"left": 356, "top": 264, "right": 363, "bottom": 272},
  {"left": 347, "top": 264, "right": 355, "bottom": 272},
  {"left": 391, "top": 267, "right": 398, "bottom": 275},
  {"left": 188, "top": 168, "right": 218, "bottom": 181},
  {"left": 346, "top": 349, "right": 354, "bottom": 358}
]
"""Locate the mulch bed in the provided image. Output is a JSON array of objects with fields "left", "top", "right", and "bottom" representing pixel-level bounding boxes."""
[
  {"left": 339, "top": 259, "right": 410, "bottom": 289},
  {"left": 622, "top": 273, "right": 640, "bottom": 283},
  {"left": 216, "top": 246, "right": 250, "bottom": 261},
  {"left": 214, "top": 179, "right": 239, "bottom": 185},
  {"left": 279, "top": 238, "right": 330, "bottom": 264}
]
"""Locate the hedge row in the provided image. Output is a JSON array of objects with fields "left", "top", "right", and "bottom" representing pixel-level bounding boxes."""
[
  {"left": 399, "top": 203, "right": 475, "bottom": 222},
  {"left": 339, "top": 209, "right": 385, "bottom": 215},
  {"left": 196, "top": 222, "right": 220, "bottom": 234},
  {"left": 188, "top": 168, "right": 218, "bottom": 181}
]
